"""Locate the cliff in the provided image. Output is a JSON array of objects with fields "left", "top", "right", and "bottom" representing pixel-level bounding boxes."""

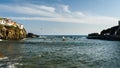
[
  {"left": 0, "top": 18, "right": 27, "bottom": 40},
  {"left": 87, "top": 21, "right": 120, "bottom": 41}
]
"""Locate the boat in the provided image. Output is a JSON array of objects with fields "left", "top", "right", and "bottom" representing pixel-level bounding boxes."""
[{"left": 62, "top": 36, "right": 66, "bottom": 41}]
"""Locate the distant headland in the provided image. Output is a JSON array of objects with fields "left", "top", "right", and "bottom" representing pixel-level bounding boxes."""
[{"left": 87, "top": 21, "right": 120, "bottom": 41}]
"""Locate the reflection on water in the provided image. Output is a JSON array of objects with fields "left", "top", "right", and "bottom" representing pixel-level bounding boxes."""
[
  {"left": 0, "top": 36, "right": 119, "bottom": 68},
  {"left": 0, "top": 43, "right": 23, "bottom": 68}
]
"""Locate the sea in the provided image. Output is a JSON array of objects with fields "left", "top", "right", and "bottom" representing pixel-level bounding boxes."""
[{"left": 0, "top": 35, "right": 120, "bottom": 68}]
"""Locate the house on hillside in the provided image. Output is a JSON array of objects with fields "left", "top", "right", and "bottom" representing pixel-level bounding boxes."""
[
  {"left": 0, "top": 18, "right": 24, "bottom": 29},
  {"left": 16, "top": 23, "right": 24, "bottom": 29},
  {"left": 0, "top": 18, "right": 7, "bottom": 25}
]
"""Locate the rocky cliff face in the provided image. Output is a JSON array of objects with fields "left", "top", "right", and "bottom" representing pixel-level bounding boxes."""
[
  {"left": 0, "top": 18, "right": 27, "bottom": 40},
  {"left": 0, "top": 24, "right": 27, "bottom": 40},
  {"left": 87, "top": 21, "right": 120, "bottom": 40}
]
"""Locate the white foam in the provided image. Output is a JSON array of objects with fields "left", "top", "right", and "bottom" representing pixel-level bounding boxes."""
[{"left": 0, "top": 57, "right": 8, "bottom": 60}]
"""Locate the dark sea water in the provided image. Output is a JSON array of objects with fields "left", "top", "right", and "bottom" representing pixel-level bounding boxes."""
[{"left": 0, "top": 35, "right": 120, "bottom": 68}]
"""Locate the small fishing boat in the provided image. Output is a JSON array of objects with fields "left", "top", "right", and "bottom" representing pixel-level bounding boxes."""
[{"left": 62, "top": 36, "right": 66, "bottom": 41}]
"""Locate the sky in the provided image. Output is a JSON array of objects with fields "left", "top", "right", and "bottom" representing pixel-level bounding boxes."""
[{"left": 0, "top": 0, "right": 120, "bottom": 35}]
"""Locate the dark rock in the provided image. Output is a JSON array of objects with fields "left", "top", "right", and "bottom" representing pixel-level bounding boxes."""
[
  {"left": 87, "top": 21, "right": 120, "bottom": 41},
  {"left": 88, "top": 33, "right": 100, "bottom": 36},
  {"left": 27, "top": 33, "right": 39, "bottom": 38},
  {"left": 100, "top": 26, "right": 119, "bottom": 36},
  {"left": 87, "top": 33, "right": 101, "bottom": 39}
]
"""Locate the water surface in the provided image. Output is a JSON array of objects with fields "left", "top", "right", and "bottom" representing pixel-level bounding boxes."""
[{"left": 0, "top": 35, "right": 120, "bottom": 68}]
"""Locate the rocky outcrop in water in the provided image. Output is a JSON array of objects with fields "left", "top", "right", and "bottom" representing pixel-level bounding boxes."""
[
  {"left": 0, "top": 18, "right": 27, "bottom": 40},
  {"left": 87, "top": 21, "right": 120, "bottom": 40},
  {"left": 27, "top": 33, "right": 39, "bottom": 38}
]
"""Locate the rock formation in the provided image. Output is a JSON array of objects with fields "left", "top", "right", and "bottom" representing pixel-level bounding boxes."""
[
  {"left": 87, "top": 21, "right": 120, "bottom": 40},
  {"left": 0, "top": 18, "right": 27, "bottom": 40},
  {"left": 27, "top": 33, "right": 39, "bottom": 38}
]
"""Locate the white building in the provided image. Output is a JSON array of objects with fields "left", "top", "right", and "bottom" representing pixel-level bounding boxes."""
[
  {"left": 6, "top": 22, "right": 14, "bottom": 26},
  {"left": 16, "top": 23, "right": 24, "bottom": 29},
  {"left": 20, "top": 25, "right": 24, "bottom": 29},
  {"left": 0, "top": 18, "right": 7, "bottom": 25},
  {"left": 0, "top": 18, "right": 24, "bottom": 29}
]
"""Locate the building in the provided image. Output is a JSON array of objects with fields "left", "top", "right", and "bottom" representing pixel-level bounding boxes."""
[
  {"left": 0, "top": 18, "right": 7, "bottom": 25},
  {"left": 16, "top": 23, "right": 24, "bottom": 29},
  {"left": 0, "top": 18, "right": 24, "bottom": 29}
]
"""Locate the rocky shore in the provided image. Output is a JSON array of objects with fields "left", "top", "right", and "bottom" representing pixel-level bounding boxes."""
[{"left": 87, "top": 21, "right": 120, "bottom": 41}]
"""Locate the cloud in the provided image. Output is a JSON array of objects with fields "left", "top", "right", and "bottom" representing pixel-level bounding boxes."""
[
  {"left": 27, "top": 4, "right": 55, "bottom": 13},
  {"left": 0, "top": 4, "right": 119, "bottom": 26},
  {"left": 0, "top": 4, "right": 60, "bottom": 17},
  {"left": 39, "top": 5, "right": 55, "bottom": 13},
  {"left": 74, "top": 12, "right": 85, "bottom": 17},
  {"left": 10, "top": 16, "right": 118, "bottom": 26},
  {"left": 61, "top": 5, "right": 71, "bottom": 13}
]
